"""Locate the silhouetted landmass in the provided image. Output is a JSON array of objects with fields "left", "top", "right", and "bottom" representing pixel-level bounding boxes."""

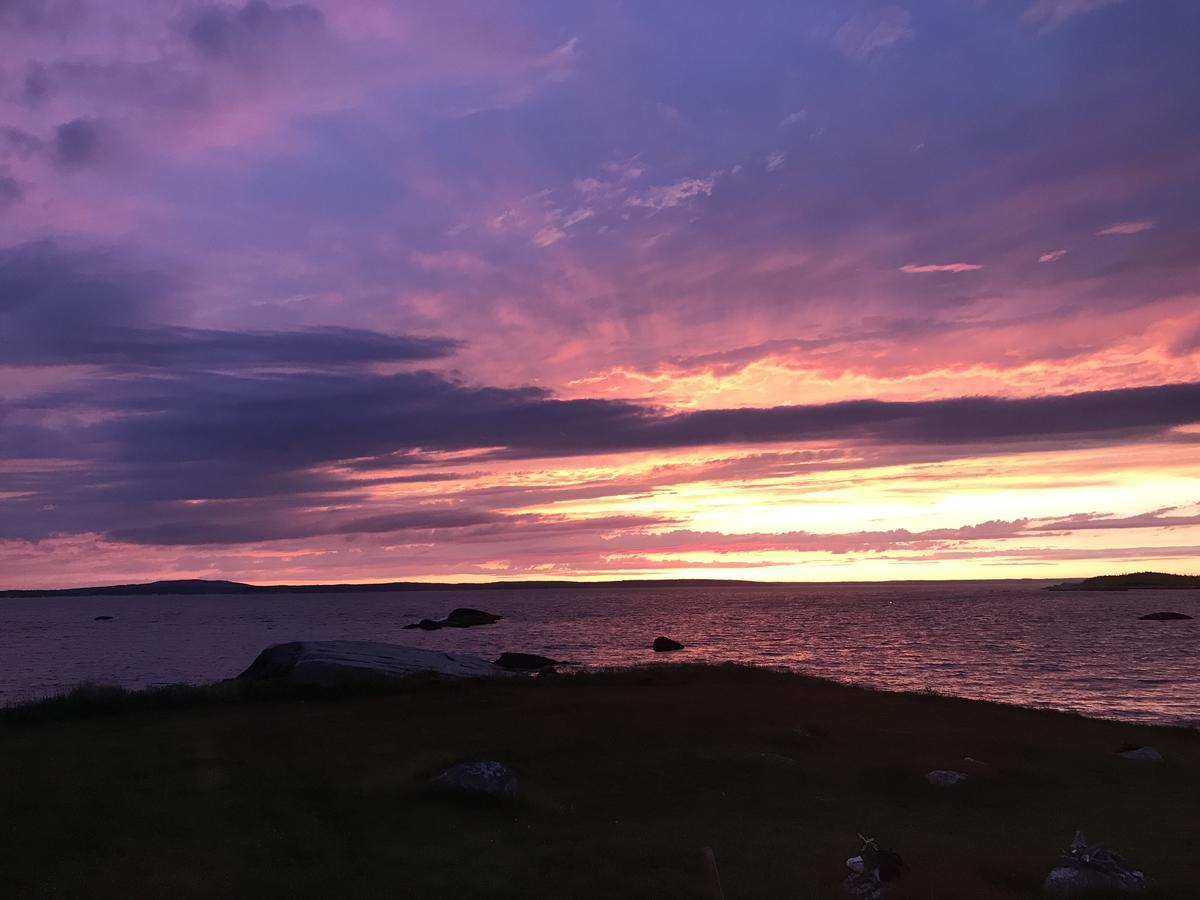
[
  {"left": 1, "top": 665, "right": 1196, "bottom": 897},
  {"left": 0, "top": 577, "right": 760, "bottom": 599},
  {"left": 1047, "top": 571, "right": 1200, "bottom": 591}
]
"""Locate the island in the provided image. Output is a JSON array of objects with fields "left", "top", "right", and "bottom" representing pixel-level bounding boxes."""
[
  {"left": 1046, "top": 571, "right": 1200, "bottom": 591},
  {"left": 0, "top": 577, "right": 761, "bottom": 599}
]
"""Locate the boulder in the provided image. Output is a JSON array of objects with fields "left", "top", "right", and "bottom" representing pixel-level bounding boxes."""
[
  {"left": 433, "top": 760, "right": 519, "bottom": 798},
  {"left": 402, "top": 607, "right": 503, "bottom": 630},
  {"left": 1138, "top": 611, "right": 1193, "bottom": 621},
  {"left": 494, "top": 652, "right": 560, "bottom": 670},
  {"left": 925, "top": 769, "right": 968, "bottom": 786},
  {"left": 1116, "top": 745, "right": 1162, "bottom": 762},
  {"left": 238, "top": 640, "right": 508, "bottom": 681},
  {"left": 652, "top": 636, "right": 684, "bottom": 652},
  {"left": 1043, "top": 831, "right": 1146, "bottom": 895}
]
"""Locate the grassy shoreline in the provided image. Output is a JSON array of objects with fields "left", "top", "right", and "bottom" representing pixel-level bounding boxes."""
[{"left": 2, "top": 665, "right": 1196, "bottom": 898}]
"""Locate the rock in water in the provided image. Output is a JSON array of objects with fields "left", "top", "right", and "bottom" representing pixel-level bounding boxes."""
[
  {"left": 402, "top": 607, "right": 504, "bottom": 630},
  {"left": 403, "top": 619, "right": 441, "bottom": 631},
  {"left": 1043, "top": 831, "right": 1146, "bottom": 895},
  {"left": 93, "top": 615, "right": 114, "bottom": 621},
  {"left": 1138, "top": 611, "right": 1193, "bottom": 621},
  {"left": 444, "top": 607, "right": 503, "bottom": 626},
  {"left": 433, "top": 761, "right": 519, "bottom": 798},
  {"left": 925, "top": 769, "right": 968, "bottom": 786},
  {"left": 652, "top": 636, "right": 684, "bottom": 652},
  {"left": 494, "top": 652, "right": 560, "bottom": 670},
  {"left": 238, "top": 640, "right": 507, "bottom": 681},
  {"left": 1116, "top": 745, "right": 1162, "bottom": 762}
]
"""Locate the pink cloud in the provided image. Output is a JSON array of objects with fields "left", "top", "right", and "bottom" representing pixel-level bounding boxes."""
[
  {"left": 1097, "top": 220, "right": 1154, "bottom": 235},
  {"left": 900, "top": 262, "right": 983, "bottom": 273},
  {"left": 1039, "top": 249, "right": 1068, "bottom": 262},
  {"left": 626, "top": 176, "right": 715, "bottom": 213}
]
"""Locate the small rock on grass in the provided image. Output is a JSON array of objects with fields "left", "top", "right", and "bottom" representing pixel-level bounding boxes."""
[
  {"left": 925, "top": 769, "right": 968, "bottom": 786},
  {"left": 842, "top": 835, "right": 904, "bottom": 898},
  {"left": 1116, "top": 745, "right": 1162, "bottom": 762},
  {"left": 433, "top": 761, "right": 519, "bottom": 798},
  {"left": 1043, "top": 831, "right": 1146, "bottom": 895}
]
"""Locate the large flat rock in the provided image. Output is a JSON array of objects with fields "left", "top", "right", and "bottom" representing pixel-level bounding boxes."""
[{"left": 238, "top": 640, "right": 508, "bottom": 681}]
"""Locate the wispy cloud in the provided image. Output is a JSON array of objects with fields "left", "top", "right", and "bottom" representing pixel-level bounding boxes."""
[
  {"left": 1097, "top": 220, "right": 1154, "bottom": 235},
  {"left": 830, "top": 7, "right": 914, "bottom": 61},
  {"left": 766, "top": 152, "right": 786, "bottom": 172},
  {"left": 900, "top": 262, "right": 983, "bottom": 273},
  {"left": 1039, "top": 249, "right": 1068, "bottom": 263},
  {"left": 626, "top": 177, "right": 715, "bottom": 212},
  {"left": 780, "top": 110, "right": 807, "bottom": 127},
  {"left": 1023, "top": 0, "right": 1125, "bottom": 33},
  {"left": 538, "top": 36, "right": 579, "bottom": 80}
]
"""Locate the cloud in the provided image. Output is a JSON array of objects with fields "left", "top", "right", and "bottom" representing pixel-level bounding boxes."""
[
  {"left": 1039, "top": 249, "right": 1068, "bottom": 263},
  {"left": 0, "top": 0, "right": 72, "bottom": 30},
  {"left": 1032, "top": 505, "right": 1200, "bottom": 532},
  {"left": 1023, "top": 0, "right": 1125, "bottom": 33},
  {"left": 531, "top": 207, "right": 596, "bottom": 247},
  {"left": 109, "top": 506, "right": 506, "bottom": 546},
  {"left": 829, "top": 7, "right": 914, "bottom": 61},
  {"left": 900, "top": 262, "right": 983, "bottom": 273},
  {"left": 766, "top": 152, "right": 786, "bottom": 172},
  {"left": 626, "top": 177, "right": 715, "bottom": 212},
  {"left": 22, "top": 62, "right": 49, "bottom": 104},
  {"left": 187, "top": 0, "right": 325, "bottom": 60},
  {"left": 6, "top": 237, "right": 1199, "bottom": 555},
  {"left": 1097, "top": 220, "right": 1154, "bottom": 235},
  {"left": 14, "top": 367, "right": 1200, "bottom": 491},
  {"left": 485, "top": 193, "right": 595, "bottom": 248},
  {"left": 780, "top": 110, "right": 807, "bottom": 127},
  {"left": 411, "top": 250, "right": 493, "bottom": 276},
  {"left": 534, "top": 36, "right": 579, "bottom": 82},
  {"left": 562, "top": 207, "right": 594, "bottom": 228},
  {"left": 0, "top": 177, "right": 21, "bottom": 206},
  {"left": 53, "top": 118, "right": 101, "bottom": 167},
  {"left": 0, "top": 242, "right": 460, "bottom": 368}
]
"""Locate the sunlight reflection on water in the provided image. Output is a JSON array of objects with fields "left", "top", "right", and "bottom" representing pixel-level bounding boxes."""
[{"left": 2, "top": 580, "right": 1196, "bottom": 724}]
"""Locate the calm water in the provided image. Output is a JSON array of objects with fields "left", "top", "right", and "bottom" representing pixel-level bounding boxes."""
[{"left": 2, "top": 581, "right": 1197, "bottom": 725}]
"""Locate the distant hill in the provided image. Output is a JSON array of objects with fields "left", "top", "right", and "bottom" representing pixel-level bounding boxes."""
[
  {"left": 1047, "top": 571, "right": 1200, "bottom": 591},
  {"left": 0, "top": 577, "right": 761, "bottom": 599}
]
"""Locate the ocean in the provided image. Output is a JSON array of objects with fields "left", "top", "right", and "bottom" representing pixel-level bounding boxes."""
[{"left": 2, "top": 580, "right": 1196, "bottom": 725}]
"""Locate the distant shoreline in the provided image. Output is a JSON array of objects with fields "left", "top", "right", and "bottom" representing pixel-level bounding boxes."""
[
  {"left": 5, "top": 571, "right": 1196, "bottom": 598},
  {"left": 0, "top": 577, "right": 769, "bottom": 598},
  {"left": 0, "top": 575, "right": 1069, "bottom": 598}
]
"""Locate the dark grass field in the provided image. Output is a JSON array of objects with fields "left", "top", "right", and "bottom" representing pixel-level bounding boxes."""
[{"left": 1, "top": 665, "right": 1197, "bottom": 898}]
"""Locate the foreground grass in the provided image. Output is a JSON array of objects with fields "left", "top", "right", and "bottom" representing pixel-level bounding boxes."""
[{"left": 1, "top": 665, "right": 1197, "bottom": 898}]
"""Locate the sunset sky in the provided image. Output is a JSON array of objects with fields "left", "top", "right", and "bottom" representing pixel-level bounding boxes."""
[{"left": 2, "top": 0, "right": 1199, "bottom": 587}]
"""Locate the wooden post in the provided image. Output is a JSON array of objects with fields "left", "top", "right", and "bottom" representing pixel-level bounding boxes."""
[{"left": 702, "top": 846, "right": 726, "bottom": 900}]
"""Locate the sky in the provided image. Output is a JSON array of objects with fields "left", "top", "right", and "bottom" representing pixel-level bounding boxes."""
[{"left": 2, "top": 0, "right": 1199, "bottom": 588}]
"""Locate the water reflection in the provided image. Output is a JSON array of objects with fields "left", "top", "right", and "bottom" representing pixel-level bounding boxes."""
[{"left": 1, "top": 580, "right": 1196, "bottom": 724}]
